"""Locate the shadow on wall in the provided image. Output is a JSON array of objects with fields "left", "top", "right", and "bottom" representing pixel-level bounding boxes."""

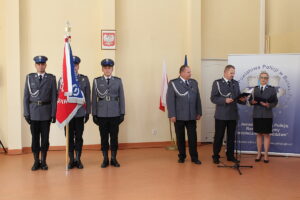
[{"left": 0, "top": 65, "right": 7, "bottom": 148}]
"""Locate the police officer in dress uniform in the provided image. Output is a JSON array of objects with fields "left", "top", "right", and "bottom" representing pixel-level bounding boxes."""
[
  {"left": 166, "top": 65, "right": 202, "bottom": 164},
  {"left": 23, "top": 56, "right": 57, "bottom": 171},
  {"left": 92, "top": 58, "right": 125, "bottom": 168},
  {"left": 59, "top": 56, "right": 91, "bottom": 169},
  {"left": 249, "top": 71, "right": 278, "bottom": 163},
  {"left": 210, "top": 65, "right": 247, "bottom": 164}
]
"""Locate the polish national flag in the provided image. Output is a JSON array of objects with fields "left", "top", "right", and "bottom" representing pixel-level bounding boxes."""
[{"left": 159, "top": 61, "right": 168, "bottom": 112}]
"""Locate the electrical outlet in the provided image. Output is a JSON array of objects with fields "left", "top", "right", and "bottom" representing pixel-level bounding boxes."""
[{"left": 152, "top": 129, "right": 158, "bottom": 135}]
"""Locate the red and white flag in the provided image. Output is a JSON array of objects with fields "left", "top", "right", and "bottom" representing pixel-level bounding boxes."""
[
  {"left": 159, "top": 61, "right": 168, "bottom": 112},
  {"left": 56, "top": 36, "right": 85, "bottom": 128}
]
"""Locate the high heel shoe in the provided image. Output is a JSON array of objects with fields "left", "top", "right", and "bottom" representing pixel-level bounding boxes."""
[
  {"left": 263, "top": 159, "right": 269, "bottom": 163},
  {"left": 255, "top": 154, "right": 262, "bottom": 162}
]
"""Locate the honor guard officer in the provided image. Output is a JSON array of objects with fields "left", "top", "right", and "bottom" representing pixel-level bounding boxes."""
[
  {"left": 59, "top": 56, "right": 91, "bottom": 169},
  {"left": 210, "top": 65, "right": 247, "bottom": 164},
  {"left": 92, "top": 58, "right": 125, "bottom": 168},
  {"left": 166, "top": 65, "right": 202, "bottom": 164},
  {"left": 23, "top": 56, "right": 57, "bottom": 171}
]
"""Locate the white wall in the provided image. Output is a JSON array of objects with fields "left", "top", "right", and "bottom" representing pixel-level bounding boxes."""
[
  {"left": 0, "top": 0, "right": 8, "bottom": 147},
  {"left": 2, "top": 0, "right": 300, "bottom": 151},
  {"left": 116, "top": 0, "right": 202, "bottom": 143},
  {"left": 0, "top": 0, "right": 202, "bottom": 151}
]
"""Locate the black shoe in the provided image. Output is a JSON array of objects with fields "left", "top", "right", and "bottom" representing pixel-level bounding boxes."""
[
  {"left": 255, "top": 154, "right": 262, "bottom": 162},
  {"left": 111, "top": 151, "right": 120, "bottom": 167},
  {"left": 40, "top": 163, "right": 48, "bottom": 170},
  {"left": 212, "top": 155, "right": 220, "bottom": 164},
  {"left": 192, "top": 159, "right": 202, "bottom": 165},
  {"left": 31, "top": 161, "right": 40, "bottom": 171},
  {"left": 75, "top": 151, "right": 84, "bottom": 169},
  {"left": 101, "top": 151, "right": 109, "bottom": 168},
  {"left": 178, "top": 158, "right": 185, "bottom": 163},
  {"left": 264, "top": 159, "right": 269, "bottom": 163},
  {"left": 227, "top": 157, "right": 240, "bottom": 163},
  {"left": 77, "top": 160, "right": 84, "bottom": 169},
  {"left": 68, "top": 161, "right": 75, "bottom": 169},
  {"left": 31, "top": 152, "right": 40, "bottom": 171},
  {"left": 110, "top": 159, "right": 120, "bottom": 167},
  {"left": 68, "top": 152, "right": 75, "bottom": 169},
  {"left": 40, "top": 151, "right": 48, "bottom": 170},
  {"left": 101, "top": 160, "right": 109, "bottom": 168}
]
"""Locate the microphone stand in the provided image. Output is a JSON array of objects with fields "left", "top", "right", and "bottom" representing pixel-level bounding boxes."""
[{"left": 217, "top": 97, "right": 253, "bottom": 175}]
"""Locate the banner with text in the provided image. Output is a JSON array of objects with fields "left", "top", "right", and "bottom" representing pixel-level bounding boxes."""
[{"left": 228, "top": 54, "right": 300, "bottom": 156}]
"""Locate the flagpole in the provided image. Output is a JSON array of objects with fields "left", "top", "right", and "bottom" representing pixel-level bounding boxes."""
[
  {"left": 165, "top": 119, "right": 177, "bottom": 150},
  {"left": 160, "top": 60, "right": 177, "bottom": 150},
  {"left": 65, "top": 21, "right": 71, "bottom": 172},
  {"left": 66, "top": 124, "right": 69, "bottom": 171}
]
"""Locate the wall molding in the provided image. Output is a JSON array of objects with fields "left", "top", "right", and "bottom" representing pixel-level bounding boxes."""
[{"left": 0, "top": 141, "right": 207, "bottom": 155}]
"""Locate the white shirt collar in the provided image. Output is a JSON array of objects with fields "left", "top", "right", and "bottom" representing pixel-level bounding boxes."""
[
  {"left": 37, "top": 73, "right": 45, "bottom": 78},
  {"left": 180, "top": 76, "right": 189, "bottom": 83},
  {"left": 223, "top": 77, "right": 230, "bottom": 83},
  {"left": 104, "top": 75, "right": 112, "bottom": 80},
  {"left": 261, "top": 85, "right": 267, "bottom": 89}
]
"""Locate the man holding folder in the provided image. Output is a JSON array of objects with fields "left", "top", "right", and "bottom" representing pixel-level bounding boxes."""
[{"left": 210, "top": 65, "right": 247, "bottom": 164}]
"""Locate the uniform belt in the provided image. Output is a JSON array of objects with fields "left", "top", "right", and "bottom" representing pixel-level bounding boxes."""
[
  {"left": 98, "top": 96, "right": 119, "bottom": 102},
  {"left": 29, "top": 101, "right": 51, "bottom": 105}
]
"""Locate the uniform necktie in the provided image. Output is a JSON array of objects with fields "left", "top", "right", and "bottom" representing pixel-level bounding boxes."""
[
  {"left": 39, "top": 75, "right": 43, "bottom": 83},
  {"left": 227, "top": 81, "right": 231, "bottom": 87},
  {"left": 260, "top": 86, "right": 264, "bottom": 94},
  {"left": 185, "top": 80, "right": 189, "bottom": 86},
  {"left": 107, "top": 78, "right": 110, "bottom": 85}
]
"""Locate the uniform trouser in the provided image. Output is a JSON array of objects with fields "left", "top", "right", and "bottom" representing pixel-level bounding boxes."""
[
  {"left": 64, "top": 117, "right": 84, "bottom": 152},
  {"left": 30, "top": 120, "right": 51, "bottom": 153},
  {"left": 174, "top": 120, "right": 198, "bottom": 160},
  {"left": 98, "top": 117, "right": 120, "bottom": 151},
  {"left": 213, "top": 119, "right": 237, "bottom": 158}
]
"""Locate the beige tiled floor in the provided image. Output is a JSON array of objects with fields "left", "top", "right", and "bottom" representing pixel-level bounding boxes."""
[{"left": 1, "top": 144, "right": 300, "bottom": 200}]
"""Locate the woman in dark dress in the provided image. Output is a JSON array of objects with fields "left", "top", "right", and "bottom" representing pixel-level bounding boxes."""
[{"left": 249, "top": 71, "right": 278, "bottom": 163}]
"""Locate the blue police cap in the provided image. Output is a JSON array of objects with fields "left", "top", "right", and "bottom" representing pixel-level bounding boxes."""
[
  {"left": 101, "top": 58, "right": 114, "bottom": 67},
  {"left": 73, "top": 56, "right": 81, "bottom": 64},
  {"left": 33, "top": 55, "right": 48, "bottom": 64}
]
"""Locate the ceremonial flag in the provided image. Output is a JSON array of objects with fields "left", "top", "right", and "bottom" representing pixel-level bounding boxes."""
[{"left": 56, "top": 36, "right": 85, "bottom": 128}]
